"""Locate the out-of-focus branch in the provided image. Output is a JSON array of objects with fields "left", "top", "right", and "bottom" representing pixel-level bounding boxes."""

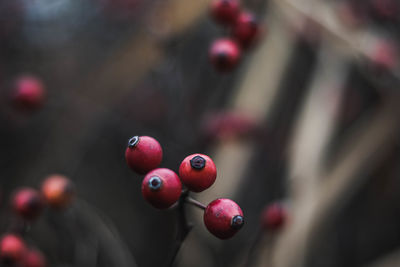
[
  {"left": 271, "top": 0, "right": 400, "bottom": 82},
  {"left": 272, "top": 95, "right": 400, "bottom": 267},
  {"left": 365, "top": 249, "right": 400, "bottom": 267}
]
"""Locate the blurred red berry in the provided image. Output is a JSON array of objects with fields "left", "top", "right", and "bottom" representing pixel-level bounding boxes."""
[
  {"left": 204, "top": 198, "right": 244, "bottom": 239},
  {"left": 202, "top": 111, "right": 257, "bottom": 140},
  {"left": 209, "top": 38, "right": 241, "bottom": 72},
  {"left": 41, "top": 174, "right": 75, "bottom": 209},
  {"left": 12, "top": 76, "right": 45, "bottom": 111},
  {"left": 12, "top": 188, "right": 44, "bottom": 221},
  {"left": 336, "top": 1, "right": 367, "bottom": 28},
  {"left": 370, "top": 0, "right": 398, "bottom": 20},
  {"left": 232, "top": 11, "right": 261, "bottom": 48},
  {"left": 141, "top": 168, "right": 182, "bottom": 209},
  {"left": 369, "top": 40, "right": 398, "bottom": 71},
  {"left": 23, "top": 249, "right": 46, "bottom": 267},
  {"left": 179, "top": 154, "right": 217, "bottom": 192},
  {"left": 210, "top": 0, "right": 240, "bottom": 26},
  {"left": 0, "top": 234, "right": 26, "bottom": 265},
  {"left": 125, "top": 136, "right": 163, "bottom": 174},
  {"left": 261, "top": 202, "right": 287, "bottom": 231}
]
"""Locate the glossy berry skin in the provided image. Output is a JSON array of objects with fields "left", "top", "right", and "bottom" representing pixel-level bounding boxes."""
[
  {"left": 179, "top": 154, "right": 217, "bottom": 192},
  {"left": 232, "top": 11, "right": 261, "bottom": 49},
  {"left": 125, "top": 136, "right": 163, "bottom": 174},
  {"left": 41, "top": 175, "right": 75, "bottom": 209},
  {"left": 210, "top": 0, "right": 240, "bottom": 26},
  {"left": 204, "top": 198, "right": 244, "bottom": 239},
  {"left": 0, "top": 234, "right": 27, "bottom": 265},
  {"left": 209, "top": 38, "right": 241, "bottom": 72},
  {"left": 261, "top": 203, "right": 287, "bottom": 231},
  {"left": 142, "top": 168, "right": 182, "bottom": 209},
  {"left": 23, "top": 249, "right": 46, "bottom": 267},
  {"left": 12, "top": 188, "right": 44, "bottom": 221},
  {"left": 12, "top": 76, "right": 45, "bottom": 111}
]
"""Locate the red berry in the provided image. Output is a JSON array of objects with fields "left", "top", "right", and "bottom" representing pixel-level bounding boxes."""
[
  {"left": 210, "top": 0, "right": 240, "bottom": 26},
  {"left": 12, "top": 76, "right": 45, "bottom": 111},
  {"left": 12, "top": 188, "right": 44, "bottom": 221},
  {"left": 203, "top": 198, "right": 244, "bottom": 239},
  {"left": 369, "top": 40, "right": 398, "bottom": 71},
  {"left": 141, "top": 168, "right": 182, "bottom": 209},
  {"left": 125, "top": 136, "right": 163, "bottom": 174},
  {"left": 0, "top": 234, "right": 27, "bottom": 265},
  {"left": 41, "top": 174, "right": 75, "bottom": 209},
  {"left": 209, "top": 38, "right": 241, "bottom": 72},
  {"left": 23, "top": 249, "right": 46, "bottom": 267},
  {"left": 232, "top": 11, "right": 261, "bottom": 48},
  {"left": 178, "top": 154, "right": 217, "bottom": 192},
  {"left": 261, "top": 202, "right": 287, "bottom": 231}
]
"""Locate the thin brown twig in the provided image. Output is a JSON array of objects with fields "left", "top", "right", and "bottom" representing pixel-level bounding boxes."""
[{"left": 165, "top": 190, "right": 193, "bottom": 267}]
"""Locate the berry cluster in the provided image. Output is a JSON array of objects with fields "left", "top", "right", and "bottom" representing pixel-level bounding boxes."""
[
  {"left": 125, "top": 135, "right": 244, "bottom": 239},
  {"left": 209, "top": 0, "right": 262, "bottom": 72},
  {"left": 0, "top": 175, "right": 75, "bottom": 266},
  {"left": 0, "top": 234, "right": 46, "bottom": 267}
]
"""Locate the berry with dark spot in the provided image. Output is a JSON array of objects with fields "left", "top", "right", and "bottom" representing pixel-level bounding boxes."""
[
  {"left": 209, "top": 38, "right": 241, "bottom": 72},
  {"left": 12, "top": 75, "right": 45, "bottom": 111},
  {"left": 204, "top": 198, "right": 244, "bottom": 239},
  {"left": 232, "top": 11, "right": 261, "bottom": 48},
  {"left": 142, "top": 168, "right": 182, "bottom": 209},
  {"left": 0, "top": 234, "right": 26, "bottom": 265},
  {"left": 125, "top": 136, "right": 163, "bottom": 174},
  {"left": 179, "top": 154, "right": 217, "bottom": 192},
  {"left": 41, "top": 175, "right": 75, "bottom": 209},
  {"left": 12, "top": 188, "right": 44, "bottom": 221}
]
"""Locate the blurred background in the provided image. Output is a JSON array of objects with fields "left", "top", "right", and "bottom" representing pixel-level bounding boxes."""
[{"left": 0, "top": 0, "right": 400, "bottom": 266}]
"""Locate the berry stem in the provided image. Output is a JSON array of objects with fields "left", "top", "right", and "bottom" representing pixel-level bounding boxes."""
[
  {"left": 185, "top": 196, "right": 206, "bottom": 210},
  {"left": 166, "top": 191, "right": 193, "bottom": 267}
]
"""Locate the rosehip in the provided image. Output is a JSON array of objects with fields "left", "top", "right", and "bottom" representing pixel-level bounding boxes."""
[
  {"left": 369, "top": 40, "right": 398, "bottom": 71},
  {"left": 232, "top": 11, "right": 261, "bottom": 48},
  {"left": 141, "top": 168, "right": 182, "bottom": 209},
  {"left": 0, "top": 234, "right": 27, "bottom": 265},
  {"left": 203, "top": 198, "right": 244, "bottom": 239},
  {"left": 210, "top": 0, "right": 240, "bottom": 26},
  {"left": 261, "top": 202, "right": 287, "bottom": 231},
  {"left": 12, "top": 75, "right": 45, "bottom": 111},
  {"left": 23, "top": 249, "right": 46, "bottom": 267},
  {"left": 209, "top": 38, "right": 241, "bottom": 72},
  {"left": 12, "top": 188, "right": 44, "bottom": 221},
  {"left": 41, "top": 175, "right": 75, "bottom": 209},
  {"left": 125, "top": 136, "right": 163, "bottom": 174},
  {"left": 178, "top": 154, "right": 217, "bottom": 192}
]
